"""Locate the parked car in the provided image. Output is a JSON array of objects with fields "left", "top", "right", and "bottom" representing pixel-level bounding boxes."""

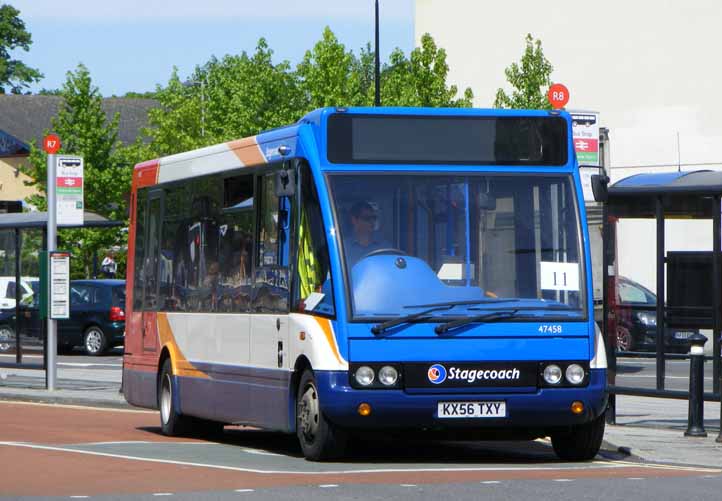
[
  {"left": 0, "top": 276, "right": 39, "bottom": 310},
  {"left": 0, "top": 279, "right": 125, "bottom": 356},
  {"left": 615, "top": 276, "right": 698, "bottom": 353}
]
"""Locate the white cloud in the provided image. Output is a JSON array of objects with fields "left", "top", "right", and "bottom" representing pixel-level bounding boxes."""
[{"left": 15, "top": 0, "right": 412, "bottom": 21}]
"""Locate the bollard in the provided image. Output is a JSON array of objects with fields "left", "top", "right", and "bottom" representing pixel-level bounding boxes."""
[{"left": 685, "top": 333, "right": 708, "bottom": 437}]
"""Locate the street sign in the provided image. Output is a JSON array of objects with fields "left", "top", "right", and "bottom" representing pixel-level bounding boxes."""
[
  {"left": 547, "top": 83, "right": 570, "bottom": 109},
  {"left": 56, "top": 155, "right": 84, "bottom": 226},
  {"left": 43, "top": 134, "right": 61, "bottom": 154},
  {"left": 49, "top": 251, "right": 70, "bottom": 319},
  {"left": 571, "top": 111, "right": 600, "bottom": 166}
]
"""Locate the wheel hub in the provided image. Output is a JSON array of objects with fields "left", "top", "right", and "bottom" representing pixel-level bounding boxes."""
[
  {"left": 298, "top": 385, "right": 320, "bottom": 440},
  {"left": 86, "top": 331, "right": 101, "bottom": 352},
  {"left": 160, "top": 374, "right": 172, "bottom": 424}
]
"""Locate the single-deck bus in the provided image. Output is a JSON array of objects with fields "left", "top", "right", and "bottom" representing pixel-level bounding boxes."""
[{"left": 123, "top": 107, "right": 608, "bottom": 461}]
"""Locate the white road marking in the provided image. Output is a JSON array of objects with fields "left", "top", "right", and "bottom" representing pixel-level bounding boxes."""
[
  {"left": 319, "top": 484, "right": 338, "bottom": 488},
  {"left": 235, "top": 489, "right": 255, "bottom": 492},
  {"left": 0, "top": 441, "right": 717, "bottom": 475},
  {"left": 554, "top": 479, "right": 572, "bottom": 482},
  {"left": 627, "top": 477, "right": 644, "bottom": 480},
  {"left": 153, "top": 494, "right": 173, "bottom": 496},
  {"left": 0, "top": 400, "right": 154, "bottom": 414},
  {"left": 400, "top": 484, "right": 417, "bottom": 487},
  {"left": 481, "top": 481, "right": 500, "bottom": 484}
]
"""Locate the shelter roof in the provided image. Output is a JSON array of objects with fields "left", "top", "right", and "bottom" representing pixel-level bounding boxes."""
[
  {"left": 609, "top": 170, "right": 722, "bottom": 219},
  {"left": 609, "top": 170, "right": 722, "bottom": 197},
  {"left": 0, "top": 211, "right": 122, "bottom": 229}
]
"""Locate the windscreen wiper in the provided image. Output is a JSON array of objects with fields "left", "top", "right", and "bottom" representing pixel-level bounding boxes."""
[
  {"left": 371, "top": 304, "right": 457, "bottom": 335},
  {"left": 434, "top": 309, "right": 519, "bottom": 335},
  {"left": 371, "top": 299, "right": 523, "bottom": 335}
]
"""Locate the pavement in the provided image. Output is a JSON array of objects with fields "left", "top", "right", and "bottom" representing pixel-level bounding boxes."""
[{"left": 1, "top": 363, "right": 721, "bottom": 469}]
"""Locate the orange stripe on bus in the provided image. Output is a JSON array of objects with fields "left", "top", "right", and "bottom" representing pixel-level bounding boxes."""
[
  {"left": 315, "top": 317, "right": 344, "bottom": 365},
  {"left": 156, "top": 313, "right": 209, "bottom": 379},
  {"left": 228, "top": 136, "right": 266, "bottom": 166}
]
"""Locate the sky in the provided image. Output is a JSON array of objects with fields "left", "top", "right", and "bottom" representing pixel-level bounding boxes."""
[{"left": 10, "top": 0, "right": 415, "bottom": 97}]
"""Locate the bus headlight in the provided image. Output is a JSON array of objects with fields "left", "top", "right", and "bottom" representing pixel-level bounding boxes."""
[
  {"left": 355, "top": 366, "right": 375, "bottom": 386},
  {"left": 378, "top": 366, "right": 399, "bottom": 386},
  {"left": 565, "top": 364, "right": 585, "bottom": 385},
  {"left": 543, "top": 364, "right": 562, "bottom": 385}
]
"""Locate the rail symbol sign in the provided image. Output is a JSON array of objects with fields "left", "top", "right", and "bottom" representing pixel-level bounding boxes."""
[{"left": 547, "top": 83, "right": 570, "bottom": 109}]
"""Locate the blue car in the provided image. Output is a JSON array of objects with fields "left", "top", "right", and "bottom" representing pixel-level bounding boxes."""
[{"left": 0, "top": 279, "right": 126, "bottom": 356}]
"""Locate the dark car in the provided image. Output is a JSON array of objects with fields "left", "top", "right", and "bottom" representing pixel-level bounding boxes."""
[
  {"left": 0, "top": 279, "right": 125, "bottom": 356},
  {"left": 615, "top": 276, "right": 698, "bottom": 353}
]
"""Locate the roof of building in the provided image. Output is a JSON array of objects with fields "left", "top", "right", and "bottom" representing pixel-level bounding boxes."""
[{"left": 0, "top": 95, "right": 157, "bottom": 155}]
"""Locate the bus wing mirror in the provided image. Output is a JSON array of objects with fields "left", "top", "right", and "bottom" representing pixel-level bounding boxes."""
[
  {"left": 591, "top": 174, "right": 609, "bottom": 203},
  {"left": 275, "top": 169, "right": 296, "bottom": 197}
]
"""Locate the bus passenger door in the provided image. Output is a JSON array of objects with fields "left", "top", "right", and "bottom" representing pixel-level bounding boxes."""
[
  {"left": 142, "top": 192, "right": 163, "bottom": 352},
  {"left": 250, "top": 172, "right": 292, "bottom": 372}
]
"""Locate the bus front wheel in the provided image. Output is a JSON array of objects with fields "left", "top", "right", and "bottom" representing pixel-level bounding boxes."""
[
  {"left": 550, "top": 412, "right": 606, "bottom": 461},
  {"left": 296, "top": 369, "right": 347, "bottom": 461}
]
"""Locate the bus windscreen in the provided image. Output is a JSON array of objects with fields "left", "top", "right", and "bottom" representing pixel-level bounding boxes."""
[{"left": 327, "top": 114, "right": 567, "bottom": 166}]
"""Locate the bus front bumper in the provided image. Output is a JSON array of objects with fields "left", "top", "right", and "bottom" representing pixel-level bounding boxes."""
[{"left": 314, "top": 369, "right": 607, "bottom": 431}]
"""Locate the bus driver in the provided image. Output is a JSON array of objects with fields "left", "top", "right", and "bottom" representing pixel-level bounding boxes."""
[{"left": 344, "top": 201, "right": 392, "bottom": 266}]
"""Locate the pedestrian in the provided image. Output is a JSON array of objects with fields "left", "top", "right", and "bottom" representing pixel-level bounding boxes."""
[{"left": 101, "top": 252, "right": 117, "bottom": 278}]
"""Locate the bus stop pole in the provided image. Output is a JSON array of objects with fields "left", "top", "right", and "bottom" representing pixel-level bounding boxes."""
[{"left": 46, "top": 153, "right": 57, "bottom": 391}]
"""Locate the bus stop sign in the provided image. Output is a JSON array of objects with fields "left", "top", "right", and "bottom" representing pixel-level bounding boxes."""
[
  {"left": 547, "top": 83, "right": 570, "bottom": 109},
  {"left": 43, "top": 134, "right": 61, "bottom": 154}
]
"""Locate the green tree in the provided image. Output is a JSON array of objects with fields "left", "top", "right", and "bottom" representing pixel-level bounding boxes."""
[
  {"left": 297, "top": 27, "right": 372, "bottom": 108},
  {"left": 494, "top": 33, "right": 553, "bottom": 109},
  {"left": 144, "top": 39, "right": 304, "bottom": 156},
  {"left": 22, "top": 64, "right": 128, "bottom": 278},
  {"left": 0, "top": 4, "right": 43, "bottom": 94},
  {"left": 381, "top": 33, "right": 473, "bottom": 107}
]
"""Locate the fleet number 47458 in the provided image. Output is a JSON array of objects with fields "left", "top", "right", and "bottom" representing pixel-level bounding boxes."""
[{"left": 538, "top": 325, "right": 563, "bottom": 334}]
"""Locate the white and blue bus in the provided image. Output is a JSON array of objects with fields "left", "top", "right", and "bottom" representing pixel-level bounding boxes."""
[{"left": 123, "top": 107, "right": 608, "bottom": 461}]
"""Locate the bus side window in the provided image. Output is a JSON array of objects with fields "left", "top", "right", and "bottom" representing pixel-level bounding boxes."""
[
  {"left": 218, "top": 174, "right": 255, "bottom": 312},
  {"left": 253, "top": 172, "right": 291, "bottom": 313},
  {"left": 295, "top": 163, "right": 335, "bottom": 317},
  {"left": 132, "top": 189, "right": 147, "bottom": 311}
]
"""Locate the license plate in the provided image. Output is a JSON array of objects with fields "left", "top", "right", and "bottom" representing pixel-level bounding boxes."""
[
  {"left": 674, "top": 331, "right": 694, "bottom": 340},
  {"left": 437, "top": 401, "right": 506, "bottom": 418}
]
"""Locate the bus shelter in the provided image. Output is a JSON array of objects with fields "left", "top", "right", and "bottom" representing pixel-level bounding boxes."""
[
  {"left": 604, "top": 170, "right": 722, "bottom": 406},
  {"left": 0, "top": 211, "right": 122, "bottom": 370}
]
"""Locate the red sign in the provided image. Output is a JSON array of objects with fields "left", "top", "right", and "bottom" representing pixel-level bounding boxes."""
[
  {"left": 56, "top": 177, "right": 83, "bottom": 188},
  {"left": 547, "top": 83, "right": 570, "bottom": 109},
  {"left": 43, "top": 134, "right": 61, "bottom": 154}
]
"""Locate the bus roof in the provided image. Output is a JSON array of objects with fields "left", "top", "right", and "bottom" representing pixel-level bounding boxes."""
[{"left": 133, "top": 107, "right": 573, "bottom": 187}]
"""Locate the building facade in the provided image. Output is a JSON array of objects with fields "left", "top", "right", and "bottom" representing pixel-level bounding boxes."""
[{"left": 415, "top": 0, "right": 722, "bottom": 291}]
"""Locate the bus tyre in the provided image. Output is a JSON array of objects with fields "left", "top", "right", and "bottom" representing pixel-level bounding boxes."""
[
  {"left": 296, "top": 369, "right": 347, "bottom": 461},
  {"left": 158, "top": 359, "right": 193, "bottom": 436},
  {"left": 551, "top": 412, "right": 606, "bottom": 461}
]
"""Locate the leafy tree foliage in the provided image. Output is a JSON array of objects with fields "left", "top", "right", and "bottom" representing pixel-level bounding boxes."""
[
  {"left": 382, "top": 33, "right": 473, "bottom": 107},
  {"left": 0, "top": 4, "right": 43, "bottom": 94},
  {"left": 22, "top": 64, "right": 128, "bottom": 278},
  {"left": 494, "top": 33, "right": 553, "bottom": 110}
]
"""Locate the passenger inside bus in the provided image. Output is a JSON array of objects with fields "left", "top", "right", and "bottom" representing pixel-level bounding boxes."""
[{"left": 343, "top": 201, "right": 392, "bottom": 266}]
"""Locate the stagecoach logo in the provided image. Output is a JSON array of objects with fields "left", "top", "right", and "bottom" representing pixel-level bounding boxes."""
[
  {"left": 427, "top": 363, "right": 522, "bottom": 385},
  {"left": 427, "top": 364, "right": 447, "bottom": 384}
]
